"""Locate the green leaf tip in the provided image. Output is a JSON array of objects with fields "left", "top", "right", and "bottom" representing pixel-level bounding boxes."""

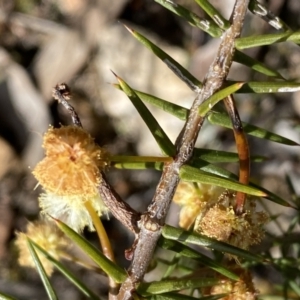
[
  {"left": 198, "top": 82, "right": 244, "bottom": 116},
  {"left": 110, "top": 69, "right": 121, "bottom": 80},
  {"left": 116, "top": 76, "right": 176, "bottom": 156},
  {"left": 122, "top": 22, "right": 135, "bottom": 34},
  {"left": 123, "top": 24, "right": 202, "bottom": 92}
]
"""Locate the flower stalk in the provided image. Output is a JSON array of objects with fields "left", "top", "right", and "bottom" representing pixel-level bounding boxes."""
[{"left": 84, "top": 199, "right": 119, "bottom": 295}]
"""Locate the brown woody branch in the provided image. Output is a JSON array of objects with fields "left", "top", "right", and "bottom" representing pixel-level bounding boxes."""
[{"left": 117, "top": 0, "right": 250, "bottom": 299}]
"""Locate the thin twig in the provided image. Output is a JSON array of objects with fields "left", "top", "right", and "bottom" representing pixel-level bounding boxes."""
[
  {"left": 223, "top": 95, "right": 250, "bottom": 215},
  {"left": 117, "top": 0, "right": 250, "bottom": 299},
  {"left": 98, "top": 172, "right": 140, "bottom": 236},
  {"left": 53, "top": 84, "right": 82, "bottom": 128}
]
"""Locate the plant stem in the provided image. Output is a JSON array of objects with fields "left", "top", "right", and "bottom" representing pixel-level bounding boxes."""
[
  {"left": 84, "top": 200, "right": 115, "bottom": 262},
  {"left": 84, "top": 200, "right": 119, "bottom": 298},
  {"left": 117, "top": 0, "right": 250, "bottom": 299},
  {"left": 98, "top": 172, "right": 140, "bottom": 235}
]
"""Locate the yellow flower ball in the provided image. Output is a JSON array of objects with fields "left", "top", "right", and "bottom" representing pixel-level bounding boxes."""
[{"left": 33, "top": 126, "right": 108, "bottom": 197}]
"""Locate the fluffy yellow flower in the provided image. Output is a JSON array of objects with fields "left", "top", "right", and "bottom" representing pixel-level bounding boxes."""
[
  {"left": 15, "top": 220, "right": 69, "bottom": 276},
  {"left": 33, "top": 126, "right": 108, "bottom": 197},
  {"left": 33, "top": 125, "right": 110, "bottom": 232},
  {"left": 39, "top": 192, "right": 109, "bottom": 232}
]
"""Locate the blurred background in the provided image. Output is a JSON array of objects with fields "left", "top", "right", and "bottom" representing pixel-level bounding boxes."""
[{"left": 0, "top": 0, "right": 300, "bottom": 299}]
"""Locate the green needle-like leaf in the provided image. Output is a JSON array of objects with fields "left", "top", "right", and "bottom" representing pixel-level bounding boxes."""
[
  {"left": 235, "top": 81, "right": 300, "bottom": 94},
  {"left": 158, "top": 237, "right": 239, "bottom": 280},
  {"left": 113, "top": 161, "right": 164, "bottom": 170},
  {"left": 147, "top": 294, "right": 227, "bottom": 300},
  {"left": 138, "top": 278, "right": 218, "bottom": 296},
  {"left": 146, "top": 2, "right": 283, "bottom": 80},
  {"left": 190, "top": 157, "right": 246, "bottom": 179},
  {"left": 123, "top": 25, "right": 202, "bottom": 92},
  {"left": 131, "top": 88, "right": 188, "bottom": 121},
  {"left": 235, "top": 31, "right": 300, "bottom": 49},
  {"left": 111, "top": 149, "right": 264, "bottom": 167},
  {"left": 119, "top": 87, "right": 189, "bottom": 120},
  {"left": 55, "top": 219, "right": 126, "bottom": 283},
  {"left": 155, "top": 0, "right": 223, "bottom": 37},
  {"left": 198, "top": 82, "right": 244, "bottom": 116},
  {"left": 191, "top": 158, "right": 293, "bottom": 208},
  {"left": 233, "top": 50, "right": 285, "bottom": 79},
  {"left": 27, "top": 238, "right": 58, "bottom": 300},
  {"left": 113, "top": 156, "right": 289, "bottom": 205},
  {"left": 180, "top": 165, "right": 266, "bottom": 197},
  {"left": 113, "top": 155, "right": 291, "bottom": 207},
  {"left": 111, "top": 155, "right": 171, "bottom": 170},
  {"left": 193, "top": 148, "right": 266, "bottom": 163},
  {"left": 208, "top": 112, "right": 299, "bottom": 146},
  {"left": 136, "top": 2, "right": 286, "bottom": 81},
  {"left": 114, "top": 84, "right": 188, "bottom": 120},
  {"left": 111, "top": 87, "right": 291, "bottom": 205},
  {"left": 249, "top": 0, "right": 290, "bottom": 31},
  {"left": 113, "top": 156, "right": 290, "bottom": 206},
  {"left": 32, "top": 242, "right": 100, "bottom": 300},
  {"left": 194, "top": 0, "right": 230, "bottom": 29},
  {"left": 115, "top": 73, "right": 176, "bottom": 156},
  {"left": 162, "top": 225, "right": 264, "bottom": 262}
]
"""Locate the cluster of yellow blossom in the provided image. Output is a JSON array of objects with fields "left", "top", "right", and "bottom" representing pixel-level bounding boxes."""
[
  {"left": 32, "top": 125, "right": 109, "bottom": 232},
  {"left": 174, "top": 181, "right": 269, "bottom": 250},
  {"left": 174, "top": 182, "right": 267, "bottom": 298}
]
